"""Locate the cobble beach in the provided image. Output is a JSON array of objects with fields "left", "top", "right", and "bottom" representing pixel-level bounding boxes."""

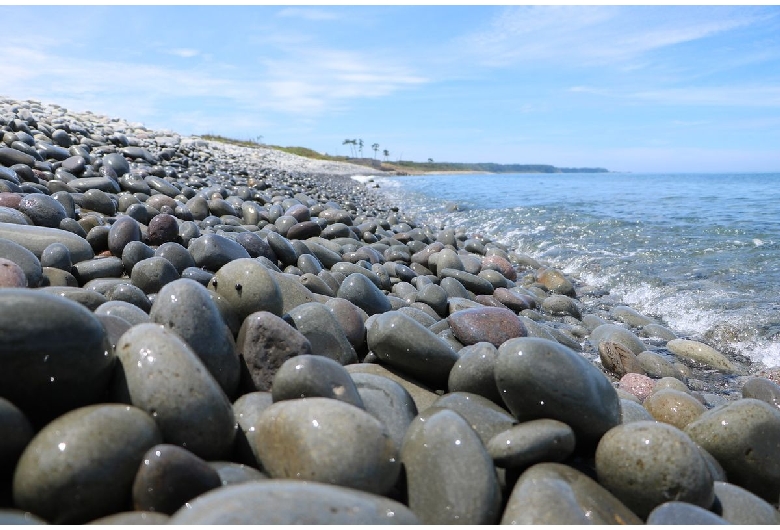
[{"left": 1, "top": 98, "right": 779, "bottom": 524}]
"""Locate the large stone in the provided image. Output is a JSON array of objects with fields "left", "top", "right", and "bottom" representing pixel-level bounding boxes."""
[
  {"left": 595, "top": 421, "right": 715, "bottom": 518},
  {"left": 0, "top": 238, "right": 42, "bottom": 287},
  {"left": 351, "top": 372, "right": 418, "bottom": 450},
  {"left": 590, "top": 324, "right": 646, "bottom": 355},
  {"left": 188, "top": 233, "right": 250, "bottom": 272},
  {"left": 447, "top": 342, "right": 502, "bottom": 405},
  {"left": 149, "top": 279, "right": 240, "bottom": 398},
  {"left": 713, "top": 480, "right": 780, "bottom": 525},
  {"left": 12, "top": 404, "right": 162, "bottom": 523},
  {"left": 495, "top": 337, "right": 620, "bottom": 449},
  {"left": 168, "top": 481, "right": 418, "bottom": 524},
  {"left": 367, "top": 311, "right": 459, "bottom": 390},
  {"left": 685, "top": 398, "right": 780, "bottom": 502},
  {"left": 0, "top": 289, "right": 114, "bottom": 424},
  {"left": 487, "top": 419, "right": 576, "bottom": 469},
  {"left": 431, "top": 392, "right": 516, "bottom": 445},
  {"left": 501, "top": 462, "right": 642, "bottom": 524},
  {"left": 250, "top": 398, "right": 399, "bottom": 495},
  {"left": 537, "top": 267, "right": 576, "bottom": 297},
  {"left": 113, "top": 323, "right": 236, "bottom": 460},
  {"left": 336, "top": 272, "right": 391, "bottom": 316},
  {"left": 401, "top": 408, "right": 502, "bottom": 524}
]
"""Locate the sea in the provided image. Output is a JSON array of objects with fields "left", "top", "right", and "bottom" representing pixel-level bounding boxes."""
[{"left": 361, "top": 172, "right": 780, "bottom": 371}]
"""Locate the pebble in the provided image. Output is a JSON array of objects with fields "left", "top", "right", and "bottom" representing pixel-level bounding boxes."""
[
  {"left": 0, "top": 257, "right": 26, "bottom": 287},
  {"left": 685, "top": 398, "right": 780, "bottom": 502},
  {"left": 401, "top": 408, "right": 502, "bottom": 524},
  {"left": 131, "top": 444, "right": 221, "bottom": 514},
  {"left": 336, "top": 272, "right": 391, "bottom": 315},
  {"left": 595, "top": 421, "right": 715, "bottom": 519},
  {"left": 149, "top": 278, "right": 240, "bottom": 397},
  {"left": 87, "top": 511, "right": 170, "bottom": 525},
  {"left": 351, "top": 372, "right": 418, "bottom": 450},
  {"left": 287, "top": 302, "right": 357, "bottom": 365},
  {"left": 486, "top": 418, "right": 576, "bottom": 469},
  {"left": 713, "top": 480, "right": 780, "bottom": 525},
  {"left": 367, "top": 310, "right": 459, "bottom": 389},
  {"left": 447, "top": 341, "right": 502, "bottom": 405},
  {"left": 447, "top": 306, "right": 526, "bottom": 347},
  {"left": 645, "top": 502, "right": 729, "bottom": 524},
  {"left": 0, "top": 221, "right": 94, "bottom": 263},
  {"left": 741, "top": 376, "right": 780, "bottom": 412},
  {"left": 0, "top": 398, "right": 33, "bottom": 475},
  {"left": 431, "top": 391, "right": 517, "bottom": 445},
  {"left": 501, "top": 462, "right": 642, "bottom": 524},
  {"left": 667, "top": 338, "right": 739, "bottom": 373},
  {"left": 208, "top": 461, "right": 268, "bottom": 487},
  {"left": 168, "top": 480, "right": 419, "bottom": 524},
  {"left": 113, "top": 323, "right": 236, "bottom": 460},
  {"left": 590, "top": 323, "right": 647, "bottom": 355},
  {"left": 271, "top": 354, "right": 364, "bottom": 408},
  {"left": 598, "top": 340, "right": 645, "bottom": 377},
  {"left": 249, "top": 398, "right": 399, "bottom": 495},
  {"left": 495, "top": 337, "right": 621, "bottom": 449},
  {"left": 12, "top": 404, "right": 162, "bottom": 523},
  {"left": 643, "top": 388, "right": 707, "bottom": 429},
  {"left": 0, "top": 238, "right": 42, "bottom": 287},
  {"left": 207, "top": 257, "right": 283, "bottom": 320},
  {"left": 618, "top": 372, "right": 656, "bottom": 402}
]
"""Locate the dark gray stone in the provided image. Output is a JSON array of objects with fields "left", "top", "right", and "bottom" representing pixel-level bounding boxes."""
[
  {"left": 130, "top": 256, "right": 179, "bottom": 294},
  {"left": 0, "top": 222, "right": 94, "bottom": 264},
  {"left": 188, "top": 233, "right": 250, "bottom": 271},
  {"left": 336, "top": 272, "right": 391, "bottom": 316},
  {"left": 271, "top": 354, "right": 364, "bottom": 408},
  {"left": 287, "top": 302, "right": 357, "bottom": 365}
]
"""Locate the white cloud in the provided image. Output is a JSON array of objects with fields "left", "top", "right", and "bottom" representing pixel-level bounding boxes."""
[
  {"left": 569, "top": 84, "right": 780, "bottom": 108},
  {"left": 169, "top": 48, "right": 199, "bottom": 58}
]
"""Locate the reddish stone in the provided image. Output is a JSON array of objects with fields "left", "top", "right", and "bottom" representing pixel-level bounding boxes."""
[
  {"left": 0, "top": 192, "right": 22, "bottom": 209},
  {"left": 474, "top": 295, "right": 509, "bottom": 309},
  {"left": 447, "top": 307, "right": 526, "bottom": 348},
  {"left": 147, "top": 213, "right": 179, "bottom": 246},
  {"left": 493, "top": 288, "right": 532, "bottom": 312},
  {"left": 481, "top": 255, "right": 517, "bottom": 281},
  {"left": 618, "top": 373, "right": 655, "bottom": 402}
]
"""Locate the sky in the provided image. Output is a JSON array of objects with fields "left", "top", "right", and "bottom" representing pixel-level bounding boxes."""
[{"left": 1, "top": 5, "right": 779, "bottom": 173}]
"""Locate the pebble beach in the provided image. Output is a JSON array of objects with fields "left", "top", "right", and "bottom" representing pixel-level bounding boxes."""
[{"left": 1, "top": 97, "right": 779, "bottom": 524}]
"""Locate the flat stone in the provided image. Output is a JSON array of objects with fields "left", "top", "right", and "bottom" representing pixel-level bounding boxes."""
[
  {"left": 113, "top": 323, "right": 236, "bottom": 460},
  {"left": 667, "top": 338, "right": 740, "bottom": 373},
  {"left": 501, "top": 462, "right": 642, "bottom": 524},
  {"left": 167, "top": 480, "right": 418, "bottom": 524},
  {"left": 72, "top": 256, "right": 124, "bottom": 285},
  {"left": 96, "top": 300, "right": 150, "bottom": 326},
  {"left": 495, "top": 337, "right": 620, "bottom": 450},
  {"left": 271, "top": 354, "right": 364, "bottom": 408},
  {"left": 132, "top": 444, "right": 221, "bottom": 514},
  {"left": 0, "top": 289, "right": 114, "bottom": 424},
  {"left": 149, "top": 279, "right": 240, "bottom": 398},
  {"left": 12, "top": 404, "right": 162, "bottom": 523},
  {"left": 595, "top": 421, "right": 715, "bottom": 519},
  {"left": 286, "top": 302, "right": 357, "bottom": 365},
  {"left": 448, "top": 306, "right": 526, "bottom": 347},
  {"left": 250, "top": 398, "right": 399, "bottom": 495},
  {"left": 351, "top": 372, "right": 417, "bottom": 450},
  {"left": 0, "top": 222, "right": 93, "bottom": 264},
  {"left": 439, "top": 268, "right": 495, "bottom": 295},
  {"left": 610, "top": 305, "right": 655, "bottom": 327},
  {"left": 345, "top": 363, "right": 438, "bottom": 413},
  {"left": 401, "top": 408, "right": 502, "bottom": 524},
  {"left": 208, "top": 461, "right": 268, "bottom": 487},
  {"left": 367, "top": 310, "right": 459, "bottom": 389},
  {"left": 431, "top": 392, "right": 516, "bottom": 445},
  {"left": 537, "top": 267, "right": 576, "bottom": 297},
  {"left": 487, "top": 419, "right": 576, "bottom": 469},
  {"left": 18, "top": 193, "right": 67, "bottom": 228},
  {"left": 542, "top": 294, "right": 582, "bottom": 318},
  {"left": 40, "top": 285, "right": 107, "bottom": 310},
  {"left": 637, "top": 350, "right": 680, "bottom": 379},
  {"left": 685, "top": 398, "right": 780, "bottom": 502}
]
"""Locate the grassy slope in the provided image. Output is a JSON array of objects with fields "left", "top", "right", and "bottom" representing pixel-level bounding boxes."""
[{"left": 199, "top": 135, "right": 607, "bottom": 173}]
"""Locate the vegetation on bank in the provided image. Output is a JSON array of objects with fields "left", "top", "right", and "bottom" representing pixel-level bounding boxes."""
[{"left": 199, "top": 134, "right": 608, "bottom": 174}]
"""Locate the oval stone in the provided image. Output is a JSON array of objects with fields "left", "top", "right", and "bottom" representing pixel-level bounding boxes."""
[
  {"left": 250, "top": 398, "right": 399, "bottom": 495},
  {"left": 0, "top": 222, "right": 93, "bottom": 264},
  {"left": 448, "top": 306, "right": 526, "bottom": 347},
  {"left": 401, "top": 408, "right": 502, "bottom": 524},
  {"left": 168, "top": 480, "right": 418, "bottom": 524},
  {"left": 113, "top": 323, "right": 236, "bottom": 460},
  {"left": 495, "top": 337, "right": 620, "bottom": 449},
  {"left": 336, "top": 272, "right": 391, "bottom": 316},
  {"left": 0, "top": 289, "right": 114, "bottom": 423},
  {"left": 595, "top": 421, "right": 715, "bottom": 518},
  {"left": 271, "top": 354, "right": 364, "bottom": 408},
  {"left": 12, "top": 404, "right": 162, "bottom": 523},
  {"left": 208, "top": 258, "right": 283, "bottom": 320}
]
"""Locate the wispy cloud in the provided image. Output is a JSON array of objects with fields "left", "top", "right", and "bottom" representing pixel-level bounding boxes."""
[
  {"left": 461, "top": 6, "right": 765, "bottom": 68},
  {"left": 569, "top": 84, "right": 780, "bottom": 108},
  {"left": 276, "top": 8, "right": 340, "bottom": 21},
  {"left": 169, "top": 48, "right": 199, "bottom": 58}
]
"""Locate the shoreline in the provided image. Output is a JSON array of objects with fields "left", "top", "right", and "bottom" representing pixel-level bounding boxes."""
[{"left": 2, "top": 97, "right": 779, "bottom": 524}]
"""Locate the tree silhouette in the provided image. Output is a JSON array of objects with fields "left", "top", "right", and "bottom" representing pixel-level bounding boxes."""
[
  {"left": 428, "top": 158, "right": 434, "bottom": 163},
  {"left": 358, "top": 139, "right": 364, "bottom": 158},
  {"left": 372, "top": 143, "right": 379, "bottom": 160},
  {"left": 383, "top": 149, "right": 389, "bottom": 161}
]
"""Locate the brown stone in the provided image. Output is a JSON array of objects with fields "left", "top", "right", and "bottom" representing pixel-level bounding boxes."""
[
  {"left": 448, "top": 306, "right": 526, "bottom": 347},
  {"left": 599, "top": 341, "right": 646, "bottom": 378}
]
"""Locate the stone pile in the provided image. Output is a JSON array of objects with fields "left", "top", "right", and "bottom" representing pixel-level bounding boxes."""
[{"left": 0, "top": 97, "right": 779, "bottom": 524}]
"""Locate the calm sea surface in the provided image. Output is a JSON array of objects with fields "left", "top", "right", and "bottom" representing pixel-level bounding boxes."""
[{"left": 369, "top": 172, "right": 780, "bottom": 369}]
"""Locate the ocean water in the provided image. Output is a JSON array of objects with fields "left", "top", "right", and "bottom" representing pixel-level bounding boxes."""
[{"left": 367, "top": 172, "right": 780, "bottom": 370}]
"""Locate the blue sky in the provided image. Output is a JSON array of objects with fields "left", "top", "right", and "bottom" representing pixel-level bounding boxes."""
[{"left": 1, "top": 5, "right": 779, "bottom": 172}]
